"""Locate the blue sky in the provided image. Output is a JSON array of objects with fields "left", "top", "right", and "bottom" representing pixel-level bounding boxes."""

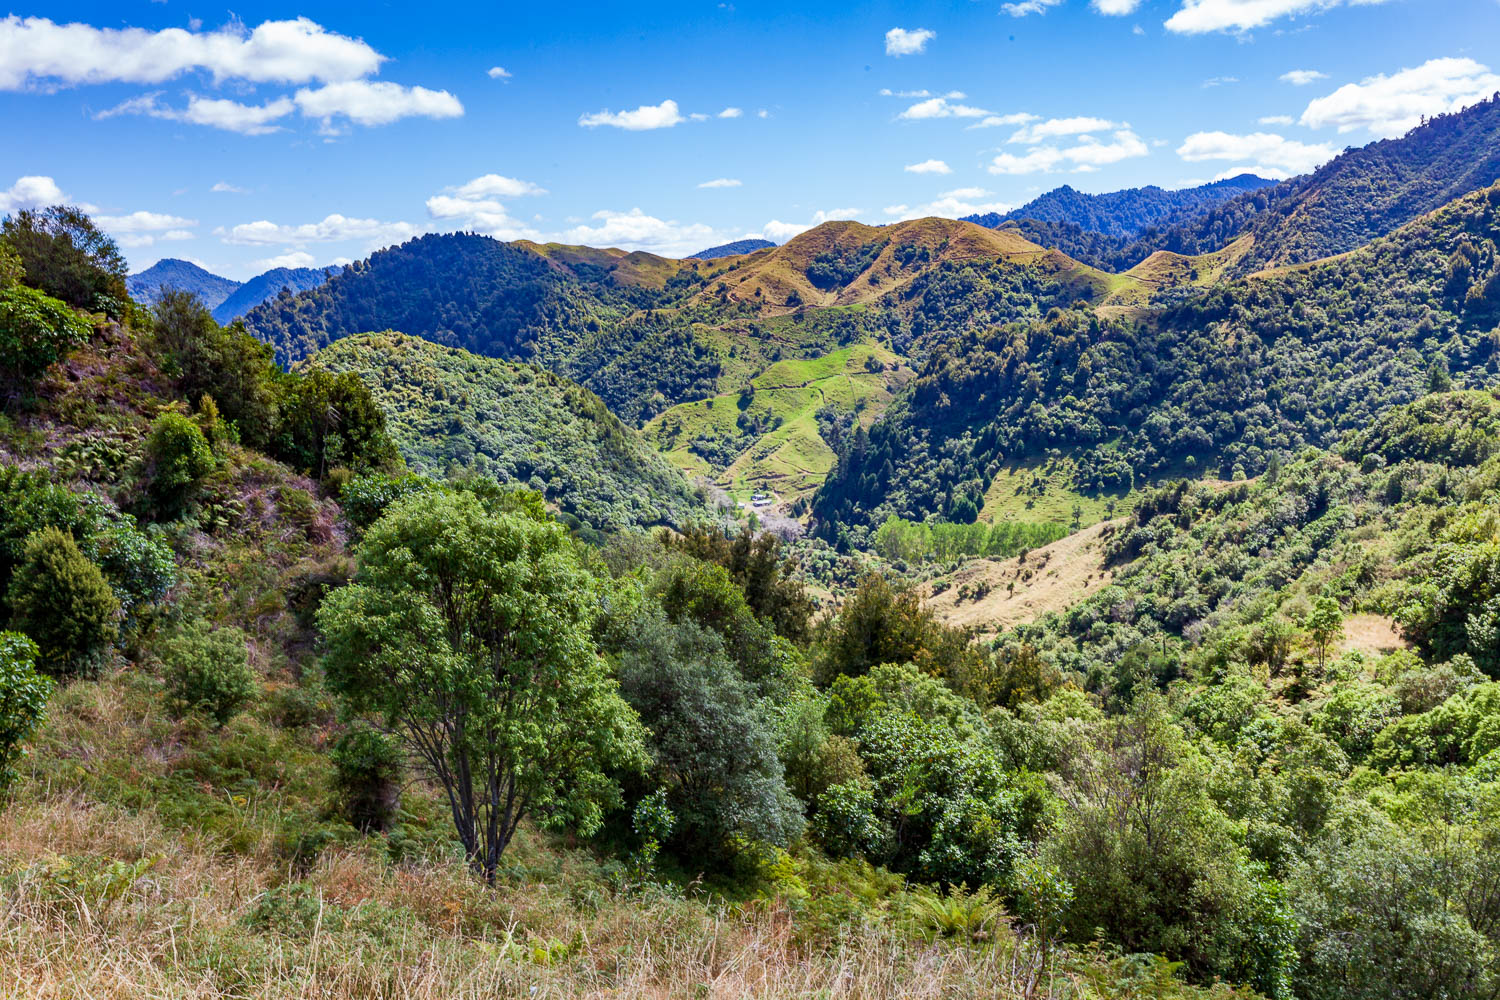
[{"left": 2, "top": 0, "right": 1497, "bottom": 276}]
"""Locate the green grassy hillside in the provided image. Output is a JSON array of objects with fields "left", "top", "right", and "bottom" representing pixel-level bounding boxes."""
[{"left": 310, "top": 332, "right": 716, "bottom": 533}]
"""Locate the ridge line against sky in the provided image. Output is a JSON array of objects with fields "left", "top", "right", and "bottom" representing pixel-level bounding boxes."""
[{"left": 1, "top": 0, "right": 1496, "bottom": 276}]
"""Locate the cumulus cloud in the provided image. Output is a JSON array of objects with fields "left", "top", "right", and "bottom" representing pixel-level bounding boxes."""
[
  {"left": 884, "top": 27, "right": 935, "bottom": 56},
  {"left": 0, "top": 15, "right": 383, "bottom": 90},
  {"left": 904, "top": 159, "right": 952, "bottom": 175},
  {"left": 95, "top": 210, "right": 196, "bottom": 233},
  {"left": 991, "top": 130, "right": 1149, "bottom": 174},
  {"left": 1009, "top": 116, "right": 1119, "bottom": 143},
  {"left": 293, "top": 81, "right": 463, "bottom": 127},
  {"left": 898, "top": 96, "right": 991, "bottom": 120},
  {"left": 1281, "top": 69, "right": 1327, "bottom": 86},
  {"left": 579, "top": 99, "right": 686, "bottom": 130},
  {"left": 212, "top": 181, "right": 249, "bottom": 194},
  {"left": 1299, "top": 57, "right": 1500, "bottom": 138},
  {"left": 217, "top": 215, "right": 423, "bottom": 246},
  {"left": 1165, "top": 0, "right": 1395, "bottom": 35},
  {"left": 252, "top": 251, "right": 318, "bottom": 270},
  {"left": 1003, "top": 0, "right": 1064, "bottom": 16},
  {"left": 1176, "top": 130, "right": 1337, "bottom": 175},
  {"left": 718, "top": 107, "right": 743, "bottom": 118},
  {"left": 563, "top": 208, "right": 717, "bottom": 257},
  {"left": 1093, "top": 0, "right": 1143, "bottom": 12},
  {"left": 1259, "top": 114, "right": 1295, "bottom": 125},
  {"left": 969, "top": 112, "right": 1040, "bottom": 130},
  {"left": 0, "top": 175, "right": 66, "bottom": 212},
  {"left": 98, "top": 93, "right": 296, "bottom": 135},
  {"left": 487, "top": 66, "right": 511, "bottom": 79},
  {"left": 450, "top": 174, "right": 547, "bottom": 199},
  {"left": 886, "top": 187, "right": 1011, "bottom": 220},
  {"left": 698, "top": 178, "right": 742, "bottom": 188}
]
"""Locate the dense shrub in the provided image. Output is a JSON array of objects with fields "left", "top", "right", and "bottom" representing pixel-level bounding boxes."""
[
  {"left": 7, "top": 526, "right": 119, "bottom": 676},
  {"left": 159, "top": 620, "right": 256, "bottom": 726},
  {"left": 330, "top": 723, "right": 403, "bottom": 832},
  {"left": 0, "top": 285, "right": 92, "bottom": 384},
  {"left": 1, "top": 205, "right": 128, "bottom": 312},
  {"left": 0, "top": 631, "right": 51, "bottom": 795},
  {"left": 144, "top": 412, "right": 216, "bottom": 519}
]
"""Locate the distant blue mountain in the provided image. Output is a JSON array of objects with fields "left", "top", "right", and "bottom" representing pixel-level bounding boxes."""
[
  {"left": 211, "top": 266, "right": 342, "bottom": 324},
  {"left": 688, "top": 238, "right": 776, "bottom": 260},
  {"left": 127, "top": 259, "right": 241, "bottom": 309}
]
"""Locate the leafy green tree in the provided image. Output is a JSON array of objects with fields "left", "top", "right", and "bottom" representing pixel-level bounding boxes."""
[
  {"left": 159, "top": 620, "right": 256, "bottom": 727},
  {"left": 273, "top": 367, "right": 399, "bottom": 478},
  {"left": 0, "top": 285, "right": 92, "bottom": 385},
  {"left": 330, "top": 722, "right": 404, "bottom": 832},
  {"left": 0, "top": 242, "right": 21, "bottom": 289},
  {"left": 0, "top": 631, "right": 51, "bottom": 796},
  {"left": 144, "top": 412, "right": 215, "bottom": 520},
  {"left": 1305, "top": 597, "right": 1344, "bottom": 671},
  {"left": 151, "top": 291, "right": 278, "bottom": 448},
  {"left": 8, "top": 526, "right": 118, "bottom": 676},
  {"left": 317, "top": 491, "right": 646, "bottom": 883},
  {"left": 614, "top": 611, "right": 804, "bottom": 858},
  {"left": 1, "top": 206, "right": 127, "bottom": 312},
  {"left": 666, "top": 525, "right": 815, "bottom": 642}
]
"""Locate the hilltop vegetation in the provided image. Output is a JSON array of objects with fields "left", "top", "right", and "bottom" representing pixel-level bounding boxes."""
[
  {"left": 211, "top": 264, "right": 339, "bottom": 324},
  {"left": 689, "top": 237, "right": 777, "bottom": 260},
  {"left": 126, "top": 257, "right": 241, "bottom": 309},
  {"left": 311, "top": 332, "right": 714, "bottom": 533},
  {"left": 965, "top": 174, "right": 1272, "bottom": 239}
]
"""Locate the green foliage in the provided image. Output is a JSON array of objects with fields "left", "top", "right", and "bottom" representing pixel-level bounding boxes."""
[
  {"left": 873, "top": 515, "right": 1069, "bottom": 562},
  {"left": 666, "top": 525, "right": 815, "bottom": 643},
  {"left": 159, "top": 620, "right": 256, "bottom": 727},
  {"left": 1, "top": 205, "right": 128, "bottom": 313},
  {"left": 330, "top": 722, "right": 403, "bottom": 832},
  {"left": 0, "top": 284, "right": 92, "bottom": 384},
  {"left": 273, "top": 367, "right": 400, "bottom": 479},
  {"left": 0, "top": 631, "right": 51, "bottom": 795},
  {"left": 614, "top": 611, "right": 803, "bottom": 857},
  {"left": 317, "top": 490, "right": 648, "bottom": 882},
  {"left": 312, "top": 333, "right": 710, "bottom": 532},
  {"left": 816, "top": 574, "right": 985, "bottom": 690},
  {"left": 144, "top": 412, "right": 216, "bottom": 519},
  {"left": 0, "top": 242, "right": 21, "bottom": 289},
  {"left": 7, "top": 526, "right": 118, "bottom": 676},
  {"left": 338, "top": 470, "right": 436, "bottom": 531},
  {"left": 151, "top": 291, "right": 278, "bottom": 448}
]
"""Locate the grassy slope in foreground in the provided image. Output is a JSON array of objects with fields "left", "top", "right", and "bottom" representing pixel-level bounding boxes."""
[{"left": 310, "top": 331, "right": 714, "bottom": 533}]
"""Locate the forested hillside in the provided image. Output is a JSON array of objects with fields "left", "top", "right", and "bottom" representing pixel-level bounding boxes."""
[
  {"left": 963, "top": 174, "right": 1272, "bottom": 239},
  {"left": 211, "top": 264, "right": 339, "bottom": 324},
  {"left": 311, "top": 332, "right": 715, "bottom": 534},
  {"left": 813, "top": 181, "right": 1500, "bottom": 541},
  {"left": 126, "top": 257, "right": 241, "bottom": 308}
]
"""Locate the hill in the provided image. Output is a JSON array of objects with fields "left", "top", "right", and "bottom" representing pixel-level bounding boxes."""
[
  {"left": 211, "top": 265, "right": 340, "bottom": 324},
  {"left": 309, "top": 332, "right": 716, "bottom": 533},
  {"left": 690, "top": 238, "right": 777, "bottom": 260},
  {"left": 963, "top": 174, "right": 1272, "bottom": 239},
  {"left": 126, "top": 258, "right": 241, "bottom": 308},
  {"left": 813, "top": 181, "right": 1500, "bottom": 541}
]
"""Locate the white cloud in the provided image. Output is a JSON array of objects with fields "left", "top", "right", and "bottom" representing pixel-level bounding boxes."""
[
  {"left": 579, "top": 99, "right": 685, "bottom": 130},
  {"left": 1281, "top": 69, "right": 1327, "bottom": 86},
  {"left": 487, "top": 66, "right": 511, "bottom": 79},
  {"left": 98, "top": 93, "right": 297, "bottom": 135},
  {"left": 698, "top": 178, "right": 742, "bottom": 189},
  {"left": 1009, "top": 116, "right": 1119, "bottom": 143},
  {"left": 1299, "top": 57, "right": 1500, "bottom": 138},
  {"left": 880, "top": 88, "right": 930, "bottom": 98},
  {"left": 904, "top": 159, "right": 952, "bottom": 175},
  {"left": 968, "top": 112, "right": 1039, "bottom": 130},
  {"left": 0, "top": 175, "right": 66, "bottom": 212},
  {"left": 884, "top": 27, "right": 935, "bottom": 56},
  {"left": 1165, "top": 0, "right": 1395, "bottom": 35},
  {"left": 95, "top": 210, "right": 196, "bottom": 233},
  {"left": 757, "top": 109, "right": 770, "bottom": 119},
  {"left": 424, "top": 196, "right": 540, "bottom": 241},
  {"left": 886, "top": 187, "right": 1011, "bottom": 220},
  {"left": 563, "top": 208, "right": 716, "bottom": 257},
  {"left": 294, "top": 80, "right": 463, "bottom": 127},
  {"left": 450, "top": 174, "right": 547, "bottom": 199},
  {"left": 1203, "top": 75, "right": 1239, "bottom": 88},
  {"left": 212, "top": 181, "right": 249, "bottom": 194},
  {"left": 0, "top": 15, "right": 383, "bottom": 90},
  {"left": 718, "top": 107, "right": 743, "bottom": 118},
  {"left": 990, "top": 129, "right": 1149, "bottom": 174},
  {"left": 217, "top": 215, "right": 423, "bottom": 246},
  {"left": 1258, "top": 114, "right": 1295, "bottom": 125},
  {"left": 898, "top": 96, "right": 991, "bottom": 120},
  {"left": 1093, "top": 0, "right": 1143, "bottom": 12},
  {"left": 252, "top": 251, "right": 318, "bottom": 270},
  {"left": 760, "top": 208, "right": 863, "bottom": 243},
  {"left": 116, "top": 229, "right": 196, "bottom": 249},
  {"left": 1176, "top": 130, "right": 1337, "bottom": 174},
  {"left": 1003, "top": 0, "right": 1063, "bottom": 16}
]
